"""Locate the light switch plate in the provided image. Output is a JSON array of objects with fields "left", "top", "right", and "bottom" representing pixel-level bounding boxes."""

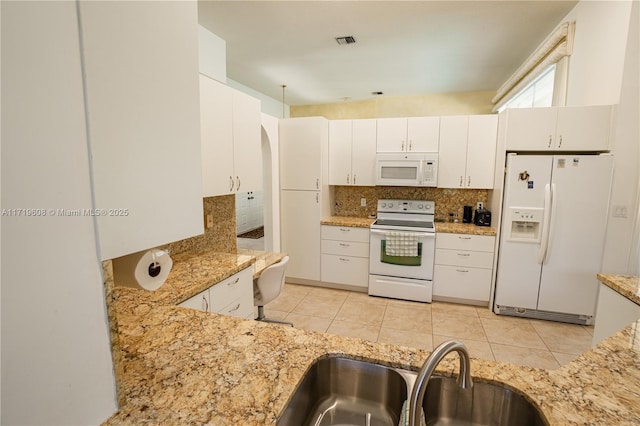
[{"left": 361, "top": 198, "right": 367, "bottom": 207}]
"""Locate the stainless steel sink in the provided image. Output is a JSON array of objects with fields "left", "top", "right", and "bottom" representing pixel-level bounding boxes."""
[
  {"left": 277, "top": 356, "right": 548, "bottom": 426},
  {"left": 421, "top": 376, "right": 548, "bottom": 426},
  {"left": 276, "top": 356, "right": 408, "bottom": 426}
]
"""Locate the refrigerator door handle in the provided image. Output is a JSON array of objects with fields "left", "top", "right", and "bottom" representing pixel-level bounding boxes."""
[
  {"left": 543, "top": 183, "right": 558, "bottom": 264},
  {"left": 537, "top": 183, "right": 553, "bottom": 264}
]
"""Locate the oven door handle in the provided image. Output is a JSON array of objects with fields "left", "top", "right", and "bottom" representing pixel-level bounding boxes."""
[{"left": 370, "top": 229, "right": 435, "bottom": 239}]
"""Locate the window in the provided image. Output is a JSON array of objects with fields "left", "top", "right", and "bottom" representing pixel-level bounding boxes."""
[{"left": 497, "top": 64, "right": 556, "bottom": 112}]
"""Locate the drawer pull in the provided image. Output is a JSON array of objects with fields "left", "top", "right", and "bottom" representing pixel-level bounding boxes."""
[
  {"left": 227, "top": 277, "right": 240, "bottom": 287},
  {"left": 340, "top": 228, "right": 351, "bottom": 232},
  {"left": 458, "top": 236, "right": 472, "bottom": 240},
  {"left": 202, "top": 295, "right": 209, "bottom": 312},
  {"left": 456, "top": 269, "right": 469, "bottom": 273},
  {"left": 339, "top": 257, "right": 350, "bottom": 262},
  {"left": 228, "top": 303, "right": 241, "bottom": 313},
  {"left": 339, "top": 243, "right": 351, "bottom": 247},
  {"left": 457, "top": 253, "right": 470, "bottom": 257}
]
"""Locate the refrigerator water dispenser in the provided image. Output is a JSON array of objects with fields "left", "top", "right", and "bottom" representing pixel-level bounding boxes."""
[{"left": 507, "top": 207, "right": 543, "bottom": 242}]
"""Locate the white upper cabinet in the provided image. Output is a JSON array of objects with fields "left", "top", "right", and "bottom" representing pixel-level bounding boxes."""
[
  {"left": 200, "top": 74, "right": 262, "bottom": 197},
  {"left": 376, "top": 117, "right": 439, "bottom": 152},
  {"left": 280, "top": 118, "right": 328, "bottom": 190},
  {"left": 231, "top": 90, "right": 262, "bottom": 193},
  {"left": 78, "top": 1, "right": 203, "bottom": 260},
  {"left": 200, "top": 75, "right": 234, "bottom": 196},
  {"left": 438, "top": 115, "right": 498, "bottom": 189},
  {"left": 502, "top": 105, "right": 613, "bottom": 151},
  {"left": 329, "top": 119, "right": 376, "bottom": 186}
]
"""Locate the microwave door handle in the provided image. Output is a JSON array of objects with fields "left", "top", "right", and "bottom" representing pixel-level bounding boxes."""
[{"left": 417, "top": 160, "right": 424, "bottom": 185}]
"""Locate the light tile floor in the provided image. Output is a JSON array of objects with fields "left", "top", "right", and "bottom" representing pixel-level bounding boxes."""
[{"left": 264, "top": 283, "right": 595, "bottom": 370}]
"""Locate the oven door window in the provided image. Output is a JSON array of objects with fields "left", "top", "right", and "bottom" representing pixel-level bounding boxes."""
[{"left": 381, "top": 241, "right": 422, "bottom": 266}]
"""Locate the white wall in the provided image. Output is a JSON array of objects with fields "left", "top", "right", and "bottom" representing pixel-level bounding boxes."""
[
  {"left": 1, "top": 2, "right": 117, "bottom": 424},
  {"left": 602, "top": 0, "right": 640, "bottom": 273},
  {"left": 564, "top": 0, "right": 633, "bottom": 106},
  {"left": 261, "top": 113, "right": 281, "bottom": 252},
  {"left": 199, "top": 24, "right": 227, "bottom": 82},
  {"left": 229, "top": 78, "right": 290, "bottom": 118},
  {"left": 559, "top": 0, "right": 639, "bottom": 274}
]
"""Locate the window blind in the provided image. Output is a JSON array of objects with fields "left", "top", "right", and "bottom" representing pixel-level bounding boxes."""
[{"left": 493, "top": 21, "right": 575, "bottom": 111}]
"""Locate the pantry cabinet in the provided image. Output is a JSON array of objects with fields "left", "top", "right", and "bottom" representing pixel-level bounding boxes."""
[
  {"left": 78, "top": 1, "right": 204, "bottom": 260},
  {"left": 178, "top": 267, "right": 254, "bottom": 319},
  {"left": 433, "top": 233, "right": 495, "bottom": 304},
  {"left": 280, "top": 117, "right": 330, "bottom": 283},
  {"left": 376, "top": 117, "right": 439, "bottom": 152},
  {"left": 321, "top": 226, "right": 370, "bottom": 288},
  {"left": 438, "top": 115, "right": 498, "bottom": 189},
  {"left": 502, "top": 105, "right": 613, "bottom": 151},
  {"left": 329, "top": 119, "right": 377, "bottom": 186},
  {"left": 200, "top": 74, "right": 261, "bottom": 197}
]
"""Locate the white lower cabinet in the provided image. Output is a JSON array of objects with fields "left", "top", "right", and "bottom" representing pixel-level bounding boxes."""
[
  {"left": 433, "top": 233, "right": 495, "bottom": 304},
  {"left": 321, "top": 226, "right": 370, "bottom": 288},
  {"left": 178, "top": 267, "right": 254, "bottom": 319},
  {"left": 592, "top": 284, "right": 640, "bottom": 346}
]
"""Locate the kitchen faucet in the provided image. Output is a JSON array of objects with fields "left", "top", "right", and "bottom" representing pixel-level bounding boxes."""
[{"left": 408, "top": 340, "right": 473, "bottom": 426}]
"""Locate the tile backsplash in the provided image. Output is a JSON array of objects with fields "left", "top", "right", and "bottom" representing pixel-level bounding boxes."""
[
  {"left": 165, "top": 195, "right": 237, "bottom": 255},
  {"left": 333, "top": 186, "right": 489, "bottom": 223}
]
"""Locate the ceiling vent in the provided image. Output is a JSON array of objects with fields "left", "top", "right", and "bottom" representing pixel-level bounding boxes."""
[{"left": 335, "top": 36, "right": 356, "bottom": 45}]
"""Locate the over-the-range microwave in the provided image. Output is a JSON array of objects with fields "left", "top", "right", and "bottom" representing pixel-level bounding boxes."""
[{"left": 375, "top": 153, "right": 438, "bottom": 187}]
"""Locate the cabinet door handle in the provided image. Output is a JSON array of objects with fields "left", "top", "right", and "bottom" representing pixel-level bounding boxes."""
[
  {"left": 401, "top": 141, "right": 405, "bottom": 151},
  {"left": 409, "top": 140, "right": 413, "bottom": 151},
  {"left": 467, "top": 176, "right": 471, "bottom": 187},
  {"left": 347, "top": 174, "right": 350, "bottom": 184},
  {"left": 227, "top": 277, "right": 240, "bottom": 287},
  {"left": 229, "top": 176, "right": 234, "bottom": 192},
  {"left": 316, "top": 178, "right": 319, "bottom": 189},
  {"left": 459, "top": 176, "right": 463, "bottom": 187},
  {"left": 558, "top": 135, "right": 563, "bottom": 148},
  {"left": 548, "top": 135, "right": 553, "bottom": 148},
  {"left": 353, "top": 174, "right": 356, "bottom": 184},
  {"left": 456, "top": 269, "right": 469, "bottom": 273},
  {"left": 228, "top": 303, "right": 241, "bottom": 313},
  {"left": 202, "top": 295, "right": 209, "bottom": 312},
  {"left": 316, "top": 193, "right": 319, "bottom": 203},
  {"left": 236, "top": 176, "right": 241, "bottom": 191}
]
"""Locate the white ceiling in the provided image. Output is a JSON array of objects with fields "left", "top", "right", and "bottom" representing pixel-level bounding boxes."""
[{"left": 198, "top": 1, "right": 578, "bottom": 106}]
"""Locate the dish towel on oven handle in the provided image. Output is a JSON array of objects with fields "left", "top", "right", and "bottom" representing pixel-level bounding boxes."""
[{"left": 384, "top": 231, "right": 419, "bottom": 257}]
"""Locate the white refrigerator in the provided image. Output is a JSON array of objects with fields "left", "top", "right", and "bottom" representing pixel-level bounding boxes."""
[{"left": 494, "top": 154, "right": 613, "bottom": 324}]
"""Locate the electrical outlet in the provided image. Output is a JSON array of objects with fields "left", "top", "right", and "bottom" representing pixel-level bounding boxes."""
[
  {"left": 206, "top": 214, "right": 214, "bottom": 229},
  {"left": 361, "top": 198, "right": 367, "bottom": 207},
  {"left": 612, "top": 205, "right": 628, "bottom": 218},
  {"left": 477, "top": 202, "right": 484, "bottom": 210}
]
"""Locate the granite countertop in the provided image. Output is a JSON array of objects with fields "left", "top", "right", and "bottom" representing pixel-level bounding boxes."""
[
  {"left": 104, "top": 261, "right": 640, "bottom": 425},
  {"left": 104, "top": 300, "right": 640, "bottom": 425},
  {"left": 321, "top": 216, "right": 376, "bottom": 228},
  {"left": 597, "top": 273, "right": 640, "bottom": 306},
  {"left": 435, "top": 222, "right": 497, "bottom": 236}
]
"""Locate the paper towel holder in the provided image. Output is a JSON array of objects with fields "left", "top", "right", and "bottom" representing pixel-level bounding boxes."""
[{"left": 112, "top": 248, "right": 173, "bottom": 291}]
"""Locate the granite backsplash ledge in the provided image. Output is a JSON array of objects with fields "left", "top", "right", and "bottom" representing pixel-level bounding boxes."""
[{"left": 333, "top": 186, "right": 489, "bottom": 222}]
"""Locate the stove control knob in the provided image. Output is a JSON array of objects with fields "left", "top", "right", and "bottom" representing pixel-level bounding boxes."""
[
  {"left": 381, "top": 203, "right": 387, "bottom": 208},
  {"left": 388, "top": 203, "right": 393, "bottom": 208},
  {"left": 418, "top": 204, "right": 423, "bottom": 209}
]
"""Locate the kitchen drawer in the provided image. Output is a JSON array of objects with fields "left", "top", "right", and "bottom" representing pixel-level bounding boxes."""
[
  {"left": 436, "top": 233, "right": 494, "bottom": 252},
  {"left": 435, "top": 249, "right": 494, "bottom": 269},
  {"left": 178, "top": 289, "right": 209, "bottom": 311},
  {"left": 217, "top": 296, "right": 254, "bottom": 319},
  {"left": 321, "top": 254, "right": 369, "bottom": 288},
  {"left": 433, "top": 264, "right": 492, "bottom": 301},
  {"left": 321, "top": 240, "right": 369, "bottom": 257},
  {"left": 321, "top": 225, "right": 370, "bottom": 243},
  {"left": 209, "top": 267, "right": 253, "bottom": 313}
]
